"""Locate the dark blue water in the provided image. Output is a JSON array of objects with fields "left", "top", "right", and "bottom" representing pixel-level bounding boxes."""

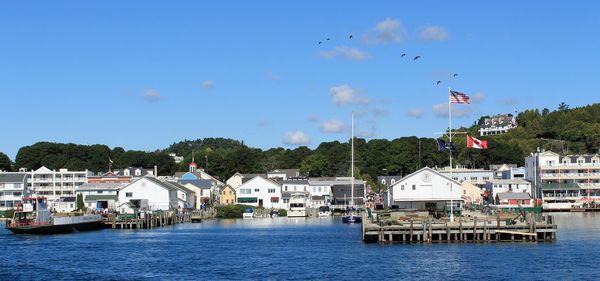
[{"left": 1, "top": 213, "right": 600, "bottom": 280}]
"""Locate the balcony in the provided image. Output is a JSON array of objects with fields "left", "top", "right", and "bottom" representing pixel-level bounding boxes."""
[{"left": 541, "top": 183, "right": 580, "bottom": 190}]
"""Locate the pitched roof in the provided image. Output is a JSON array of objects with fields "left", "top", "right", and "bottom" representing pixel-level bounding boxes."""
[
  {"left": 167, "top": 181, "right": 195, "bottom": 194},
  {"left": 181, "top": 179, "right": 213, "bottom": 189},
  {"left": 392, "top": 167, "right": 463, "bottom": 187},
  {"left": 0, "top": 173, "right": 27, "bottom": 183},
  {"left": 133, "top": 176, "right": 177, "bottom": 192},
  {"left": 76, "top": 182, "right": 127, "bottom": 191}
]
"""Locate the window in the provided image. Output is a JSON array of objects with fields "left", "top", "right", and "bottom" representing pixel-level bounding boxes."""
[
  {"left": 229, "top": 191, "right": 232, "bottom": 195},
  {"left": 483, "top": 177, "right": 490, "bottom": 181},
  {"left": 240, "top": 189, "right": 251, "bottom": 194},
  {"left": 254, "top": 188, "right": 260, "bottom": 192},
  {"left": 135, "top": 169, "right": 141, "bottom": 176},
  {"left": 318, "top": 186, "right": 322, "bottom": 192},
  {"left": 470, "top": 177, "right": 478, "bottom": 182},
  {"left": 391, "top": 179, "right": 396, "bottom": 185},
  {"left": 381, "top": 179, "right": 386, "bottom": 185},
  {"left": 97, "top": 191, "right": 103, "bottom": 194},
  {"left": 126, "top": 192, "right": 133, "bottom": 197},
  {"left": 285, "top": 186, "right": 288, "bottom": 191},
  {"left": 412, "top": 185, "right": 416, "bottom": 190},
  {"left": 124, "top": 170, "right": 130, "bottom": 176},
  {"left": 401, "top": 185, "right": 404, "bottom": 191},
  {"left": 268, "top": 188, "right": 276, "bottom": 193},
  {"left": 13, "top": 192, "right": 21, "bottom": 197}
]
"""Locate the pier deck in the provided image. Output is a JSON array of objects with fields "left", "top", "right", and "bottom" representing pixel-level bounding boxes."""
[{"left": 362, "top": 212, "right": 557, "bottom": 243}]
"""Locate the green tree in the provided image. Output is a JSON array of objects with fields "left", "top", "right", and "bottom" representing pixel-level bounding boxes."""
[
  {"left": 0, "top": 152, "right": 12, "bottom": 171},
  {"left": 76, "top": 193, "right": 84, "bottom": 211}
]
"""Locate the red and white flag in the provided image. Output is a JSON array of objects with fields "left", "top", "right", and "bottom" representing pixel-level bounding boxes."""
[
  {"left": 467, "top": 135, "right": 488, "bottom": 150},
  {"left": 450, "top": 90, "right": 470, "bottom": 104}
]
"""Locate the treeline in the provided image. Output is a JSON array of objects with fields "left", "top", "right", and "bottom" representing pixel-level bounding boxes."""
[
  {"left": 11, "top": 142, "right": 177, "bottom": 175},
  {"left": 3, "top": 103, "right": 598, "bottom": 185}
]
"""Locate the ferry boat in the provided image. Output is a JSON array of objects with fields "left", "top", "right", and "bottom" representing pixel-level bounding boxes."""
[
  {"left": 5, "top": 196, "right": 104, "bottom": 234},
  {"left": 288, "top": 193, "right": 307, "bottom": 217},
  {"left": 318, "top": 206, "right": 331, "bottom": 217},
  {"left": 243, "top": 208, "right": 254, "bottom": 219}
]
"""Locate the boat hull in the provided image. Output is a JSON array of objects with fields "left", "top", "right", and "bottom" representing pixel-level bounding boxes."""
[
  {"left": 6, "top": 220, "right": 104, "bottom": 235},
  {"left": 342, "top": 215, "right": 362, "bottom": 224}
]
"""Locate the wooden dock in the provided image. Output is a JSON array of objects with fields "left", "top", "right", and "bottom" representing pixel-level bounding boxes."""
[
  {"left": 362, "top": 212, "right": 557, "bottom": 243},
  {"left": 103, "top": 211, "right": 192, "bottom": 230}
]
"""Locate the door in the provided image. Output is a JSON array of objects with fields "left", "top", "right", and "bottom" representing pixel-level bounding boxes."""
[{"left": 259, "top": 199, "right": 263, "bottom": 207}]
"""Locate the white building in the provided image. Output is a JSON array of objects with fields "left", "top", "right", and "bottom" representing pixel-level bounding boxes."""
[
  {"left": 484, "top": 179, "right": 532, "bottom": 203},
  {"left": 437, "top": 166, "right": 494, "bottom": 189},
  {"left": 391, "top": 167, "right": 462, "bottom": 211},
  {"left": 76, "top": 182, "right": 126, "bottom": 210},
  {"left": 526, "top": 150, "right": 600, "bottom": 210},
  {"left": 267, "top": 169, "right": 300, "bottom": 181},
  {"left": 117, "top": 177, "right": 179, "bottom": 213},
  {"left": 0, "top": 173, "right": 28, "bottom": 211},
  {"left": 479, "top": 114, "right": 517, "bottom": 136},
  {"left": 27, "top": 166, "right": 92, "bottom": 206},
  {"left": 235, "top": 176, "right": 283, "bottom": 209}
]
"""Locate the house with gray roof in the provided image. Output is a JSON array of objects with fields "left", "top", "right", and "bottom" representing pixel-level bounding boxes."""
[
  {"left": 0, "top": 173, "right": 28, "bottom": 212},
  {"left": 76, "top": 182, "right": 127, "bottom": 210},
  {"left": 117, "top": 176, "right": 179, "bottom": 213}
]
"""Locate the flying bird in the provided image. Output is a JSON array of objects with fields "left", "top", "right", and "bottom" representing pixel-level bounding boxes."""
[
  {"left": 413, "top": 55, "right": 421, "bottom": 61},
  {"left": 318, "top": 41, "right": 322, "bottom": 45},
  {"left": 326, "top": 38, "right": 330, "bottom": 41},
  {"left": 436, "top": 81, "right": 441, "bottom": 85},
  {"left": 453, "top": 73, "right": 458, "bottom": 77},
  {"left": 349, "top": 35, "right": 353, "bottom": 39},
  {"left": 401, "top": 53, "right": 406, "bottom": 58}
]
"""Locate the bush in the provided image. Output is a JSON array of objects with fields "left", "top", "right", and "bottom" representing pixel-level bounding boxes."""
[
  {"left": 216, "top": 204, "right": 254, "bottom": 219},
  {"left": 277, "top": 209, "right": 287, "bottom": 217}
]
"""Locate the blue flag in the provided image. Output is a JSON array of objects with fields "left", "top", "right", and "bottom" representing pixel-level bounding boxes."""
[{"left": 437, "top": 139, "right": 456, "bottom": 151}]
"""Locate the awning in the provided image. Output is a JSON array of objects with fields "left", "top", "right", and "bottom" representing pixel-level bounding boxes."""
[
  {"left": 270, "top": 197, "right": 279, "bottom": 200},
  {"left": 237, "top": 197, "right": 257, "bottom": 203}
]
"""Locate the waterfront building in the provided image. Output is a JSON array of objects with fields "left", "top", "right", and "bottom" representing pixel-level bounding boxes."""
[
  {"left": 478, "top": 114, "right": 517, "bottom": 136},
  {"left": 495, "top": 192, "right": 532, "bottom": 208},
  {"left": 87, "top": 171, "right": 133, "bottom": 183},
  {"left": 0, "top": 173, "right": 28, "bottom": 211},
  {"left": 76, "top": 182, "right": 126, "bottom": 210},
  {"left": 390, "top": 167, "right": 462, "bottom": 211},
  {"left": 525, "top": 150, "right": 600, "bottom": 210},
  {"left": 54, "top": 197, "right": 76, "bottom": 212},
  {"left": 27, "top": 166, "right": 93, "bottom": 206},
  {"left": 437, "top": 166, "right": 494, "bottom": 189},
  {"left": 234, "top": 175, "right": 283, "bottom": 209},
  {"left": 282, "top": 177, "right": 309, "bottom": 208},
  {"left": 307, "top": 178, "right": 334, "bottom": 208},
  {"left": 219, "top": 185, "right": 236, "bottom": 205},
  {"left": 181, "top": 179, "right": 213, "bottom": 206},
  {"left": 117, "top": 176, "right": 179, "bottom": 213},
  {"left": 226, "top": 172, "right": 266, "bottom": 189},
  {"left": 484, "top": 179, "right": 532, "bottom": 203},
  {"left": 329, "top": 177, "right": 366, "bottom": 208}
]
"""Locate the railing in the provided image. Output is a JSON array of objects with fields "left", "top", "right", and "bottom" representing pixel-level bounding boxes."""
[{"left": 541, "top": 183, "right": 580, "bottom": 190}]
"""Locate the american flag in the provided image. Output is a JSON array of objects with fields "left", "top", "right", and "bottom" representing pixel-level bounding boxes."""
[{"left": 450, "top": 90, "right": 470, "bottom": 104}]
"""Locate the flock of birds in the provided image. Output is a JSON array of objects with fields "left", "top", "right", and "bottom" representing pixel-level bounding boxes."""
[{"left": 318, "top": 34, "right": 459, "bottom": 86}]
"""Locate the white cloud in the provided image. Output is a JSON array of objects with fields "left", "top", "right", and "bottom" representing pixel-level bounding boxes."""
[
  {"left": 362, "top": 18, "right": 406, "bottom": 45},
  {"left": 201, "top": 80, "right": 214, "bottom": 90},
  {"left": 472, "top": 92, "right": 485, "bottom": 103},
  {"left": 320, "top": 119, "right": 345, "bottom": 134},
  {"left": 143, "top": 89, "right": 162, "bottom": 102},
  {"left": 319, "top": 46, "right": 370, "bottom": 61},
  {"left": 432, "top": 103, "right": 473, "bottom": 118},
  {"left": 419, "top": 25, "right": 449, "bottom": 42},
  {"left": 283, "top": 130, "right": 310, "bottom": 146},
  {"left": 407, "top": 108, "right": 424, "bottom": 118},
  {"left": 329, "top": 84, "right": 371, "bottom": 106}
]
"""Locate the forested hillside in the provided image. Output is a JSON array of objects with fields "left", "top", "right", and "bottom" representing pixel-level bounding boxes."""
[{"left": 4, "top": 103, "right": 598, "bottom": 186}]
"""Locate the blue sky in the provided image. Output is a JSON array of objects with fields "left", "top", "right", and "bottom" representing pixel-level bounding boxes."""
[{"left": 1, "top": 1, "right": 598, "bottom": 159}]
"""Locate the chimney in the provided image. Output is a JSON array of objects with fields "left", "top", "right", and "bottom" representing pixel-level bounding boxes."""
[{"left": 154, "top": 165, "right": 158, "bottom": 177}]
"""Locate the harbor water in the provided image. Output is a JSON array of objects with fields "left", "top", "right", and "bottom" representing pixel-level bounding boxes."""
[{"left": 1, "top": 212, "right": 600, "bottom": 280}]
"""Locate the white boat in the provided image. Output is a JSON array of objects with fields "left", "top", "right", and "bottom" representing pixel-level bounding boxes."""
[
  {"left": 343, "top": 112, "right": 362, "bottom": 224},
  {"left": 288, "top": 193, "right": 307, "bottom": 217},
  {"left": 242, "top": 208, "right": 254, "bottom": 219},
  {"left": 318, "top": 206, "right": 331, "bottom": 217}
]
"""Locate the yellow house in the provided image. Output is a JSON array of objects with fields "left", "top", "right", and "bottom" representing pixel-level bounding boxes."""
[
  {"left": 461, "top": 181, "right": 483, "bottom": 205},
  {"left": 219, "top": 185, "right": 236, "bottom": 205}
]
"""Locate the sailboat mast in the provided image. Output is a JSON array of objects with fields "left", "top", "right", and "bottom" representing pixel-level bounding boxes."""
[{"left": 351, "top": 112, "right": 354, "bottom": 208}]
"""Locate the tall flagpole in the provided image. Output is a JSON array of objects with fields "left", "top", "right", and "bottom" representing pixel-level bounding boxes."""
[{"left": 448, "top": 87, "right": 454, "bottom": 222}]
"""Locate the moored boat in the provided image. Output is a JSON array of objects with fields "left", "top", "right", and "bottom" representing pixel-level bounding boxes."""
[
  {"left": 5, "top": 196, "right": 103, "bottom": 234},
  {"left": 243, "top": 208, "right": 254, "bottom": 219},
  {"left": 318, "top": 206, "right": 331, "bottom": 217},
  {"left": 288, "top": 193, "right": 307, "bottom": 217}
]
